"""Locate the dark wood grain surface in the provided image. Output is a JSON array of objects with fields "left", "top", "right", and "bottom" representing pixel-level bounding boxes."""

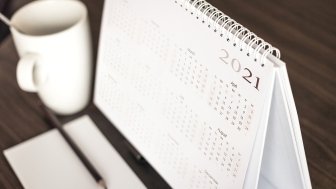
[{"left": 0, "top": 0, "right": 335, "bottom": 188}]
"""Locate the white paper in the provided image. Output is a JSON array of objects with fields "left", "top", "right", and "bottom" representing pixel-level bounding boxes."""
[
  {"left": 4, "top": 129, "right": 99, "bottom": 189},
  {"left": 94, "top": 0, "right": 275, "bottom": 188},
  {"left": 64, "top": 116, "right": 146, "bottom": 189},
  {"left": 4, "top": 115, "right": 146, "bottom": 189},
  {"left": 258, "top": 68, "right": 311, "bottom": 189}
]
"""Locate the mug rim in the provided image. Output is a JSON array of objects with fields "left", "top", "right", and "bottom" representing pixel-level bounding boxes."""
[{"left": 10, "top": 0, "right": 88, "bottom": 38}]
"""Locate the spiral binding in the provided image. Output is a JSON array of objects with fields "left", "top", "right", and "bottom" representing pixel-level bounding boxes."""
[{"left": 176, "top": 0, "right": 281, "bottom": 66}]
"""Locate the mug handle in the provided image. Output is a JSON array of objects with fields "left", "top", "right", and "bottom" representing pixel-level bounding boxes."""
[{"left": 16, "top": 53, "right": 46, "bottom": 92}]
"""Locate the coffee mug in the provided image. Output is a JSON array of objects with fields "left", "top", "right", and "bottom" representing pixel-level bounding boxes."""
[{"left": 11, "top": 0, "right": 92, "bottom": 115}]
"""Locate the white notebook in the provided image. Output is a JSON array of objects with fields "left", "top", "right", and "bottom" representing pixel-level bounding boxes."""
[
  {"left": 94, "top": 0, "right": 311, "bottom": 188},
  {"left": 4, "top": 116, "right": 146, "bottom": 189}
]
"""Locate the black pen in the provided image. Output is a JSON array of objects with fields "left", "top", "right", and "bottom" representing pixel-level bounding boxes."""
[{"left": 41, "top": 104, "right": 107, "bottom": 189}]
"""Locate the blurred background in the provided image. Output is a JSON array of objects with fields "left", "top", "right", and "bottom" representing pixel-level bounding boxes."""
[{"left": 0, "top": 0, "right": 335, "bottom": 188}]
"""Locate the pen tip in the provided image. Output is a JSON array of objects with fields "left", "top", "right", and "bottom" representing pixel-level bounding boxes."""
[{"left": 98, "top": 180, "right": 108, "bottom": 189}]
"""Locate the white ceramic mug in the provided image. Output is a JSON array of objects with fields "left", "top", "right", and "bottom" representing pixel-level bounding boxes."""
[{"left": 11, "top": 0, "right": 92, "bottom": 115}]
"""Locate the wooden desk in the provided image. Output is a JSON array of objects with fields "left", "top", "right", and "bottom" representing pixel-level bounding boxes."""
[{"left": 0, "top": 0, "right": 335, "bottom": 188}]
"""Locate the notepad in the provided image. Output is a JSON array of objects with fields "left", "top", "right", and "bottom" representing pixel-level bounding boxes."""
[
  {"left": 4, "top": 115, "right": 146, "bottom": 189},
  {"left": 93, "top": 0, "right": 312, "bottom": 188}
]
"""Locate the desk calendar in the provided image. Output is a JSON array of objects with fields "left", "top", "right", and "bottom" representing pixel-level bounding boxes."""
[{"left": 94, "top": 0, "right": 312, "bottom": 188}]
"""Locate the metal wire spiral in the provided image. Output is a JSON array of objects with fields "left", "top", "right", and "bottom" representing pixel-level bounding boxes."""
[{"left": 176, "top": 0, "right": 281, "bottom": 66}]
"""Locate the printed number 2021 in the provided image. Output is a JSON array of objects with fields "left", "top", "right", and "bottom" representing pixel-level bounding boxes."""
[{"left": 219, "top": 49, "right": 260, "bottom": 90}]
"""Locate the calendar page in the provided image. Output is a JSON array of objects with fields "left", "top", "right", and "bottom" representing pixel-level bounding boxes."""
[{"left": 94, "top": 0, "right": 275, "bottom": 188}]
